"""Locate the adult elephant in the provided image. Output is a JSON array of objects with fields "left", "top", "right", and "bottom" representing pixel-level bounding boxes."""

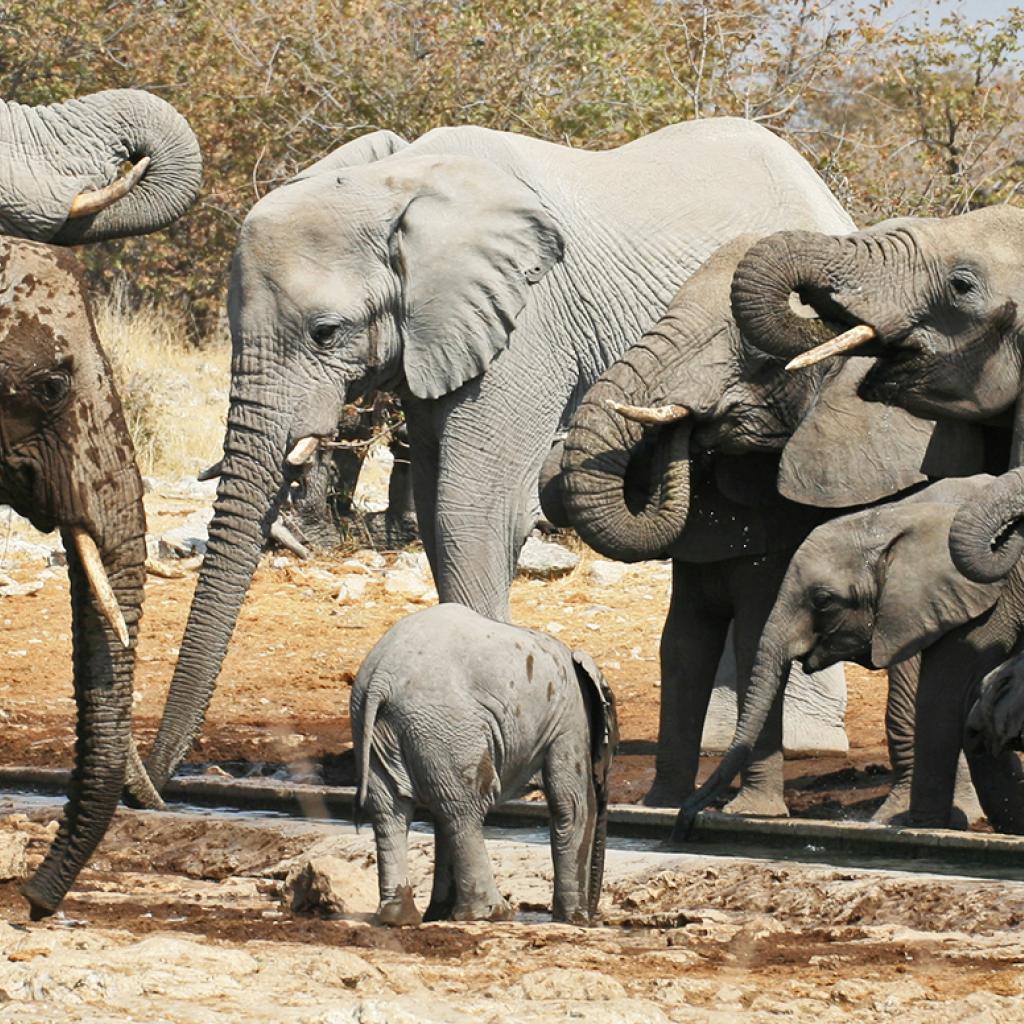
[
  {"left": 548, "top": 236, "right": 956, "bottom": 814},
  {"left": 0, "top": 238, "right": 160, "bottom": 917},
  {"left": 1, "top": 88, "right": 202, "bottom": 242},
  {"left": 139, "top": 118, "right": 854, "bottom": 793},
  {"left": 675, "top": 477, "right": 1024, "bottom": 836}
]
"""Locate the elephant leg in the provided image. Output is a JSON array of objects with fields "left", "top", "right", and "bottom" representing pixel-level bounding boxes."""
[
  {"left": 442, "top": 812, "right": 512, "bottom": 922},
  {"left": 964, "top": 745, "right": 1024, "bottom": 834},
  {"left": 645, "top": 561, "right": 731, "bottom": 807},
  {"left": 423, "top": 830, "right": 456, "bottom": 922},
  {"left": 367, "top": 773, "right": 421, "bottom": 927},
  {"left": 403, "top": 397, "right": 441, "bottom": 579},
  {"left": 873, "top": 655, "right": 919, "bottom": 823},
  {"left": 544, "top": 731, "right": 597, "bottom": 923},
  {"left": 724, "top": 552, "right": 791, "bottom": 818}
]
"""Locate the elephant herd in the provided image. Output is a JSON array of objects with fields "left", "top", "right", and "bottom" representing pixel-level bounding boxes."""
[{"left": 4, "top": 86, "right": 1024, "bottom": 923}]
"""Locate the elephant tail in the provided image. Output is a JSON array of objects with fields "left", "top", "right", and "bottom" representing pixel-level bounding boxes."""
[{"left": 355, "top": 671, "right": 392, "bottom": 815}]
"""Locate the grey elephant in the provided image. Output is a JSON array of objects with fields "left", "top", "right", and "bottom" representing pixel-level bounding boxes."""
[
  {"left": 545, "top": 235, "right": 953, "bottom": 815},
  {"left": 137, "top": 116, "right": 854, "bottom": 795},
  {"left": 1, "top": 89, "right": 202, "bottom": 241},
  {"left": 351, "top": 603, "right": 617, "bottom": 925},
  {"left": 674, "top": 477, "right": 1024, "bottom": 837}
]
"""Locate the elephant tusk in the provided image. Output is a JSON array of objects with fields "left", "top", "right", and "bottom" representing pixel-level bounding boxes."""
[
  {"left": 270, "top": 519, "right": 311, "bottom": 560},
  {"left": 196, "top": 458, "right": 223, "bottom": 482},
  {"left": 605, "top": 399, "right": 689, "bottom": 425},
  {"left": 785, "top": 324, "right": 877, "bottom": 371},
  {"left": 286, "top": 436, "right": 320, "bottom": 466},
  {"left": 68, "top": 156, "right": 151, "bottom": 219},
  {"left": 124, "top": 736, "right": 166, "bottom": 811},
  {"left": 69, "top": 527, "right": 130, "bottom": 648}
]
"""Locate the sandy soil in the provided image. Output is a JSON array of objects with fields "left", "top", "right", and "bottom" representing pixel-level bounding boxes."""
[
  {"left": 2, "top": 806, "right": 1023, "bottom": 1023},
  {"left": 0, "top": 491, "right": 891, "bottom": 815}
]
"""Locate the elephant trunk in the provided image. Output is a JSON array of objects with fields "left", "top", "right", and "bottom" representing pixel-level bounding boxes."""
[
  {"left": 672, "top": 594, "right": 804, "bottom": 840},
  {"left": 2, "top": 89, "right": 202, "bottom": 243},
  {"left": 562, "top": 330, "right": 696, "bottom": 562},
  {"left": 142, "top": 392, "right": 289, "bottom": 791},
  {"left": 949, "top": 467, "right": 1024, "bottom": 583},
  {"left": 731, "top": 230, "right": 872, "bottom": 363},
  {"left": 22, "top": 496, "right": 146, "bottom": 918}
]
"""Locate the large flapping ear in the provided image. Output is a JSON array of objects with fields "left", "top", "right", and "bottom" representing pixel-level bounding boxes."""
[
  {"left": 386, "top": 154, "right": 564, "bottom": 400},
  {"left": 780, "top": 357, "right": 935, "bottom": 507},
  {"left": 871, "top": 503, "right": 1004, "bottom": 667},
  {"left": 287, "top": 130, "right": 409, "bottom": 184},
  {"left": 920, "top": 418, "right": 987, "bottom": 478},
  {"left": 572, "top": 650, "right": 619, "bottom": 772}
]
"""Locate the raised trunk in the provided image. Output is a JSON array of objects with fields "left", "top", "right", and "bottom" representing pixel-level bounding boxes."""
[
  {"left": 731, "top": 230, "right": 863, "bottom": 363},
  {"left": 22, "top": 505, "right": 145, "bottom": 918},
  {"left": 142, "top": 395, "right": 288, "bottom": 791},
  {"left": 949, "top": 467, "right": 1024, "bottom": 583},
  {"left": 671, "top": 599, "right": 802, "bottom": 841},
  {"left": 562, "top": 327, "right": 696, "bottom": 562},
  {"left": 1, "top": 89, "right": 202, "bottom": 243}
]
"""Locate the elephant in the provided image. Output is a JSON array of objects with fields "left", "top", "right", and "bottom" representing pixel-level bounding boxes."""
[
  {"left": 0, "top": 238, "right": 161, "bottom": 917},
  {"left": 351, "top": 603, "right": 617, "bottom": 925},
  {"left": 547, "top": 234, "right": 955, "bottom": 815},
  {"left": 673, "top": 476, "right": 1024, "bottom": 838},
  {"left": 727, "top": 205, "right": 1024, "bottom": 469},
  {"left": 1, "top": 88, "right": 202, "bottom": 242},
  {"left": 136, "top": 116, "right": 855, "bottom": 796}
]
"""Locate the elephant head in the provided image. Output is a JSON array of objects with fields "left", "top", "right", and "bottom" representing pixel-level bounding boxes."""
[
  {"left": 730, "top": 207, "right": 1024, "bottom": 442},
  {"left": 966, "top": 651, "right": 1024, "bottom": 755},
  {"left": 139, "top": 135, "right": 564, "bottom": 792},
  {"left": 671, "top": 478, "right": 1004, "bottom": 836},
  {"left": 0, "top": 88, "right": 202, "bottom": 243},
  {"left": 558, "top": 235, "right": 944, "bottom": 563},
  {"left": 0, "top": 238, "right": 149, "bottom": 917},
  {"left": 572, "top": 650, "right": 618, "bottom": 921}
]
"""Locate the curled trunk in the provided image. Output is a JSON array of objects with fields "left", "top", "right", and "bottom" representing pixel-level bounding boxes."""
[
  {"left": 22, "top": 504, "right": 145, "bottom": 918},
  {"left": 562, "top": 330, "right": 696, "bottom": 562},
  {"left": 1, "top": 89, "right": 202, "bottom": 243},
  {"left": 949, "top": 467, "right": 1024, "bottom": 584}
]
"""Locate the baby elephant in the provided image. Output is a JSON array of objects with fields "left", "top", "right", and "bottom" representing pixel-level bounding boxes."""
[{"left": 351, "top": 603, "right": 618, "bottom": 926}]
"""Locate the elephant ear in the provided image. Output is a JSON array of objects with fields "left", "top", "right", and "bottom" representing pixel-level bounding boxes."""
[
  {"left": 779, "top": 357, "right": 935, "bottom": 507},
  {"left": 288, "top": 130, "right": 408, "bottom": 183},
  {"left": 572, "top": 650, "right": 619, "bottom": 770},
  {"left": 871, "top": 503, "right": 1003, "bottom": 667},
  {"left": 386, "top": 154, "right": 565, "bottom": 400}
]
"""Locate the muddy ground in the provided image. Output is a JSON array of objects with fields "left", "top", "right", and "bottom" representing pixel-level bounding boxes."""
[{"left": 5, "top": 489, "right": 1020, "bottom": 1023}]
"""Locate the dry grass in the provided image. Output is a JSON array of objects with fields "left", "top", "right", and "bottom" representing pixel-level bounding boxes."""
[{"left": 94, "top": 282, "right": 230, "bottom": 479}]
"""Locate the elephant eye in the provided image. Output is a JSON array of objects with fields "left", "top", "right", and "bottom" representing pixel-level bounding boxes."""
[
  {"left": 810, "top": 588, "right": 836, "bottom": 612},
  {"left": 33, "top": 371, "right": 70, "bottom": 407},
  {"left": 308, "top": 319, "right": 342, "bottom": 349},
  {"left": 949, "top": 272, "right": 978, "bottom": 298}
]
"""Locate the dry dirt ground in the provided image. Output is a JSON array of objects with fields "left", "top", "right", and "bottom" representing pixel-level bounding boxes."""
[{"left": 6, "top": 490, "right": 1017, "bottom": 1023}]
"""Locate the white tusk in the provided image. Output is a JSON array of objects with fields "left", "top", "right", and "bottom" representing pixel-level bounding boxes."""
[
  {"left": 68, "top": 156, "right": 151, "bottom": 219},
  {"left": 605, "top": 399, "right": 689, "bottom": 425},
  {"left": 785, "top": 324, "right": 878, "bottom": 371},
  {"left": 196, "top": 458, "right": 223, "bottom": 482},
  {"left": 69, "top": 527, "right": 130, "bottom": 648},
  {"left": 270, "top": 519, "right": 311, "bottom": 560},
  {"left": 286, "top": 436, "right": 320, "bottom": 466}
]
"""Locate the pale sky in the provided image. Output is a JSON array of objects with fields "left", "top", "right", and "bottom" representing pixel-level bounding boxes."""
[{"left": 880, "top": 0, "right": 1019, "bottom": 22}]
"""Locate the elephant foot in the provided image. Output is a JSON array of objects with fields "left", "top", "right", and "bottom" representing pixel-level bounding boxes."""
[
  {"left": 872, "top": 783, "right": 911, "bottom": 825},
  {"left": 552, "top": 904, "right": 591, "bottom": 926},
  {"left": 376, "top": 885, "right": 422, "bottom": 927},
  {"left": 642, "top": 778, "right": 692, "bottom": 808},
  {"left": 423, "top": 895, "right": 456, "bottom": 922},
  {"left": 452, "top": 896, "right": 514, "bottom": 922},
  {"left": 722, "top": 788, "right": 789, "bottom": 818}
]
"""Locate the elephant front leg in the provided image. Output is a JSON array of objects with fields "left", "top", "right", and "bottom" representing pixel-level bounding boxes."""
[
  {"left": 873, "top": 655, "right": 919, "bottom": 823},
  {"left": 645, "top": 562, "right": 730, "bottom": 807},
  {"left": 544, "top": 736, "right": 597, "bottom": 924},
  {"left": 367, "top": 775, "right": 420, "bottom": 927}
]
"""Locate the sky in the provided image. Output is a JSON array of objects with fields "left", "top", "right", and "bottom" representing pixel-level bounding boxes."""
[{"left": 881, "top": 0, "right": 1019, "bottom": 22}]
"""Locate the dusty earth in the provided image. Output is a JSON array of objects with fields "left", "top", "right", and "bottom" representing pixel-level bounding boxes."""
[{"left": 5, "top": 487, "right": 1020, "bottom": 1023}]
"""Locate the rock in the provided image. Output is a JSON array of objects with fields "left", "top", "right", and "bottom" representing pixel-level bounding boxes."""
[
  {"left": 284, "top": 855, "right": 378, "bottom": 916},
  {"left": 0, "top": 830, "right": 28, "bottom": 880},
  {"left": 513, "top": 967, "right": 625, "bottom": 1001},
  {"left": 352, "top": 444, "right": 394, "bottom": 513},
  {"left": 586, "top": 560, "right": 627, "bottom": 586},
  {"left": 0, "top": 538, "right": 53, "bottom": 565},
  {"left": 161, "top": 508, "right": 214, "bottom": 556},
  {"left": 352, "top": 549, "right": 387, "bottom": 570},
  {"left": 334, "top": 576, "right": 371, "bottom": 605},
  {"left": 0, "top": 579, "right": 43, "bottom": 598},
  {"left": 46, "top": 547, "right": 66, "bottom": 567},
  {"left": 390, "top": 550, "right": 430, "bottom": 576},
  {"left": 159, "top": 476, "right": 219, "bottom": 500},
  {"left": 383, "top": 569, "right": 436, "bottom": 604},
  {"left": 516, "top": 537, "right": 579, "bottom": 580}
]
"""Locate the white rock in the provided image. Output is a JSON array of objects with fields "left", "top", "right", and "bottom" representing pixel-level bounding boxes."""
[
  {"left": 513, "top": 967, "right": 625, "bottom": 1001},
  {"left": 334, "top": 576, "right": 370, "bottom": 605},
  {"left": 384, "top": 569, "right": 436, "bottom": 603},
  {"left": 284, "top": 855, "right": 379, "bottom": 917},
  {"left": 161, "top": 508, "right": 214, "bottom": 556},
  {"left": 0, "top": 580, "right": 43, "bottom": 598},
  {"left": 0, "top": 538, "right": 53, "bottom": 565},
  {"left": 0, "top": 830, "right": 28, "bottom": 880},
  {"left": 586, "top": 560, "right": 627, "bottom": 586},
  {"left": 516, "top": 537, "right": 579, "bottom": 579},
  {"left": 159, "top": 476, "right": 219, "bottom": 499},
  {"left": 390, "top": 550, "right": 430, "bottom": 577}
]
